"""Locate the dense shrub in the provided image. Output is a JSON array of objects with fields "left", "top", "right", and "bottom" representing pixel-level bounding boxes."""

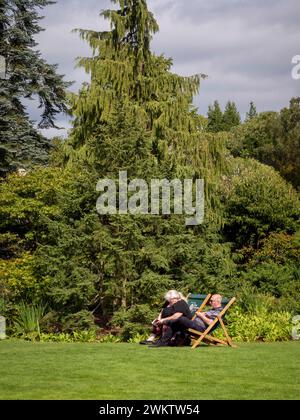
[
  {"left": 121, "top": 322, "right": 151, "bottom": 342},
  {"left": 111, "top": 304, "right": 157, "bottom": 328},
  {"left": 39, "top": 330, "right": 98, "bottom": 343},
  {"left": 12, "top": 301, "right": 47, "bottom": 341},
  {"left": 214, "top": 307, "right": 292, "bottom": 342},
  {"left": 60, "top": 310, "right": 96, "bottom": 332},
  {"left": 222, "top": 158, "right": 300, "bottom": 248}
]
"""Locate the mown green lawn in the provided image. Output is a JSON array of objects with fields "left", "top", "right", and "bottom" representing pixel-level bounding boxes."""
[{"left": 0, "top": 340, "right": 299, "bottom": 400}]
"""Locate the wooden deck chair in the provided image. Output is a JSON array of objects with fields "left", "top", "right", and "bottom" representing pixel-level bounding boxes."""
[{"left": 188, "top": 296, "right": 237, "bottom": 349}]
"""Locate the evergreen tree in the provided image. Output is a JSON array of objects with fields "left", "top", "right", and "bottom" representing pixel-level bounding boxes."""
[
  {"left": 69, "top": 0, "right": 203, "bottom": 151},
  {"left": 245, "top": 101, "right": 257, "bottom": 121},
  {"left": 207, "top": 100, "right": 224, "bottom": 132},
  {"left": 68, "top": 0, "right": 227, "bottom": 212},
  {"left": 229, "top": 97, "right": 300, "bottom": 189},
  {"left": 60, "top": 0, "right": 230, "bottom": 313},
  {"left": 0, "top": 0, "right": 71, "bottom": 176},
  {"left": 222, "top": 101, "right": 241, "bottom": 131}
]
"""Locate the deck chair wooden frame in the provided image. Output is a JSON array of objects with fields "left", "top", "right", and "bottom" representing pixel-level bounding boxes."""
[{"left": 188, "top": 296, "right": 236, "bottom": 349}]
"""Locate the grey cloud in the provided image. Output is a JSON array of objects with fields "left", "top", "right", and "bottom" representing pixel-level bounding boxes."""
[
  {"left": 166, "top": 0, "right": 300, "bottom": 30},
  {"left": 25, "top": 0, "right": 300, "bottom": 138}
]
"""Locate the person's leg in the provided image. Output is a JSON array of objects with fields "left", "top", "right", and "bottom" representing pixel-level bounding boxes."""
[
  {"left": 176, "top": 316, "right": 206, "bottom": 332},
  {"left": 149, "top": 320, "right": 185, "bottom": 347},
  {"left": 140, "top": 325, "right": 161, "bottom": 345}
]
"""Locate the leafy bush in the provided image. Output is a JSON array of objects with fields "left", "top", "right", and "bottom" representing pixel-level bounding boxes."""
[
  {"left": 72, "top": 330, "right": 98, "bottom": 342},
  {"left": 214, "top": 307, "right": 292, "bottom": 342},
  {"left": 13, "top": 302, "right": 47, "bottom": 341},
  {"left": 111, "top": 304, "right": 158, "bottom": 342},
  {"left": 0, "top": 253, "right": 47, "bottom": 302},
  {"left": 111, "top": 304, "right": 157, "bottom": 328},
  {"left": 237, "top": 289, "right": 278, "bottom": 314},
  {"left": 39, "top": 329, "right": 98, "bottom": 343},
  {"left": 222, "top": 158, "right": 300, "bottom": 248},
  {"left": 39, "top": 332, "right": 75, "bottom": 343},
  {"left": 60, "top": 310, "right": 96, "bottom": 332},
  {"left": 121, "top": 322, "right": 151, "bottom": 342}
]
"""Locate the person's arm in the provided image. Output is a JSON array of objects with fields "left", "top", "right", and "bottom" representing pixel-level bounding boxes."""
[
  {"left": 158, "top": 312, "right": 183, "bottom": 324},
  {"left": 157, "top": 310, "right": 163, "bottom": 321},
  {"left": 196, "top": 312, "right": 213, "bottom": 326},
  {"left": 152, "top": 310, "right": 163, "bottom": 325}
]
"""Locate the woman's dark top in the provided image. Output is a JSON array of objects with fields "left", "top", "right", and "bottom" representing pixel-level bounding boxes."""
[{"left": 161, "top": 300, "right": 192, "bottom": 319}]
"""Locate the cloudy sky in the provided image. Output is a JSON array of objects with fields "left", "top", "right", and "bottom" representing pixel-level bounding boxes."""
[{"left": 29, "top": 0, "right": 300, "bottom": 138}]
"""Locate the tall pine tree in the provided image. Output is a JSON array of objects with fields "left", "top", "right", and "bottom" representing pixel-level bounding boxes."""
[
  {"left": 0, "top": 0, "right": 71, "bottom": 176},
  {"left": 222, "top": 101, "right": 240, "bottom": 131},
  {"left": 67, "top": 0, "right": 227, "bottom": 211},
  {"left": 47, "top": 0, "right": 231, "bottom": 315},
  {"left": 207, "top": 100, "right": 224, "bottom": 132},
  {"left": 245, "top": 101, "right": 258, "bottom": 121}
]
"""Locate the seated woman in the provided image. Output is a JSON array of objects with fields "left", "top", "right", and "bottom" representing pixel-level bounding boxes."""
[
  {"left": 147, "top": 290, "right": 193, "bottom": 347},
  {"left": 140, "top": 290, "right": 190, "bottom": 345}
]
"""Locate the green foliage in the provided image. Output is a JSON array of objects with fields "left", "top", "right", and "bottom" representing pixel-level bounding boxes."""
[
  {"left": 111, "top": 304, "right": 157, "bottom": 328},
  {"left": 240, "top": 264, "right": 300, "bottom": 313},
  {"left": 0, "top": 297, "right": 5, "bottom": 313},
  {"left": 232, "top": 233, "right": 300, "bottom": 314},
  {"left": 61, "top": 310, "right": 96, "bottom": 332},
  {"left": 207, "top": 101, "right": 224, "bottom": 132},
  {"left": 0, "top": 253, "right": 39, "bottom": 301},
  {"left": 215, "top": 289, "right": 294, "bottom": 342},
  {"left": 215, "top": 307, "right": 292, "bottom": 342},
  {"left": 39, "top": 332, "right": 75, "bottom": 343},
  {"left": 244, "top": 232, "right": 300, "bottom": 266},
  {"left": 228, "top": 98, "right": 300, "bottom": 189},
  {"left": 222, "top": 101, "right": 241, "bottom": 131},
  {"left": 0, "top": 0, "right": 71, "bottom": 176},
  {"left": 207, "top": 100, "right": 240, "bottom": 132},
  {"left": 70, "top": 0, "right": 202, "bottom": 148},
  {"left": 237, "top": 288, "right": 280, "bottom": 314},
  {"left": 13, "top": 301, "right": 47, "bottom": 341},
  {"left": 245, "top": 101, "right": 258, "bottom": 121},
  {"left": 19, "top": 0, "right": 231, "bottom": 325},
  {"left": 222, "top": 158, "right": 300, "bottom": 248},
  {"left": 39, "top": 330, "right": 98, "bottom": 343},
  {"left": 121, "top": 322, "right": 150, "bottom": 341},
  {"left": 0, "top": 167, "right": 65, "bottom": 258}
]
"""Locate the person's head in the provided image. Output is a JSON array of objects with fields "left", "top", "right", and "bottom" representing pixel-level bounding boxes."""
[
  {"left": 164, "top": 290, "right": 182, "bottom": 304},
  {"left": 209, "top": 294, "right": 222, "bottom": 309}
]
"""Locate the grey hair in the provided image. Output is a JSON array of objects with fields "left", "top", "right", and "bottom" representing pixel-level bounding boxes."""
[{"left": 164, "top": 290, "right": 185, "bottom": 302}]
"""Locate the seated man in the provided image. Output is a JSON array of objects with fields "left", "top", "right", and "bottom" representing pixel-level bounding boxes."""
[
  {"left": 176, "top": 294, "right": 223, "bottom": 332},
  {"left": 150, "top": 294, "right": 223, "bottom": 347}
]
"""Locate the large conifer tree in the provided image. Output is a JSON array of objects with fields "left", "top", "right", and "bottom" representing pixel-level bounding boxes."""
[
  {"left": 222, "top": 101, "right": 241, "bottom": 131},
  {"left": 70, "top": 0, "right": 201, "bottom": 151},
  {"left": 0, "top": 0, "right": 71, "bottom": 176},
  {"left": 57, "top": 0, "right": 230, "bottom": 312},
  {"left": 245, "top": 101, "right": 258, "bottom": 121},
  {"left": 207, "top": 100, "right": 224, "bottom": 133},
  {"left": 68, "top": 0, "right": 227, "bottom": 207}
]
